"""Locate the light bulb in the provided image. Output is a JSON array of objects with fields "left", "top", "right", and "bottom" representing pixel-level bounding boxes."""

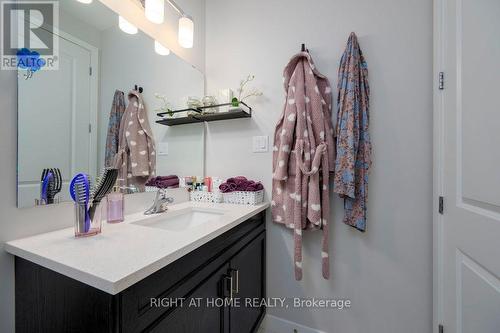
[
  {"left": 154, "top": 41, "right": 170, "bottom": 56},
  {"left": 76, "top": 0, "right": 93, "bottom": 3},
  {"left": 178, "top": 16, "right": 194, "bottom": 48},
  {"left": 145, "top": 0, "right": 165, "bottom": 24},
  {"left": 119, "top": 16, "right": 138, "bottom": 35}
]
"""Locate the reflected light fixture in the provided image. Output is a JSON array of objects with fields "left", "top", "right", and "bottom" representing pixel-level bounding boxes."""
[
  {"left": 119, "top": 16, "right": 138, "bottom": 35},
  {"left": 164, "top": 0, "right": 194, "bottom": 49},
  {"left": 154, "top": 40, "right": 170, "bottom": 56},
  {"left": 145, "top": 0, "right": 165, "bottom": 24},
  {"left": 76, "top": 0, "right": 93, "bottom": 3},
  {"left": 178, "top": 15, "right": 194, "bottom": 48}
]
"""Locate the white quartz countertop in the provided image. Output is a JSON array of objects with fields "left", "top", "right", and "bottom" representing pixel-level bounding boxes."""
[{"left": 5, "top": 201, "right": 269, "bottom": 295}]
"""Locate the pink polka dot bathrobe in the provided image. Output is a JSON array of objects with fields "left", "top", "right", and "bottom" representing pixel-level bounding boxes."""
[
  {"left": 114, "top": 90, "right": 156, "bottom": 191},
  {"left": 272, "top": 51, "right": 335, "bottom": 280}
]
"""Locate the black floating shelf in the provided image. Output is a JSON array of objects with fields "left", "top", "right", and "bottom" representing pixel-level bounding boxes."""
[{"left": 156, "top": 102, "right": 252, "bottom": 126}]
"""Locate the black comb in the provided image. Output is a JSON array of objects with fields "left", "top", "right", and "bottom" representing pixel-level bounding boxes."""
[{"left": 88, "top": 168, "right": 118, "bottom": 219}]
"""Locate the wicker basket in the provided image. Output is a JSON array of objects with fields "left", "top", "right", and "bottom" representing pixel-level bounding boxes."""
[
  {"left": 190, "top": 191, "right": 223, "bottom": 203},
  {"left": 223, "top": 190, "right": 264, "bottom": 205},
  {"left": 145, "top": 186, "right": 157, "bottom": 193}
]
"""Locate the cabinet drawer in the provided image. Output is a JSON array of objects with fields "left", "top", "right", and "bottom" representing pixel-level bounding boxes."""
[
  {"left": 148, "top": 263, "right": 230, "bottom": 333},
  {"left": 229, "top": 232, "right": 266, "bottom": 333},
  {"left": 121, "top": 212, "right": 265, "bottom": 333}
]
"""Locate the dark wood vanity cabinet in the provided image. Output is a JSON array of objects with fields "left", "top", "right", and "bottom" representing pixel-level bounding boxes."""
[{"left": 15, "top": 211, "right": 266, "bottom": 333}]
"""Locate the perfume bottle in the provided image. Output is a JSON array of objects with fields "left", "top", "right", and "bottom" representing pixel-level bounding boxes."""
[{"left": 106, "top": 184, "right": 124, "bottom": 223}]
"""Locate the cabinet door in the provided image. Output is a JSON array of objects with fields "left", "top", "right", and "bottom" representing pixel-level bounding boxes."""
[
  {"left": 229, "top": 232, "right": 266, "bottom": 333},
  {"left": 149, "top": 263, "right": 229, "bottom": 333}
]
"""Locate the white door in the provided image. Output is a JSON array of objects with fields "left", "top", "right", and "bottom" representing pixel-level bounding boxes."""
[
  {"left": 18, "top": 36, "right": 92, "bottom": 207},
  {"left": 435, "top": 0, "right": 500, "bottom": 332}
]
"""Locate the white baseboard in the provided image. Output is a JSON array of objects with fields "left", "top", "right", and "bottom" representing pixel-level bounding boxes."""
[{"left": 259, "top": 314, "right": 327, "bottom": 333}]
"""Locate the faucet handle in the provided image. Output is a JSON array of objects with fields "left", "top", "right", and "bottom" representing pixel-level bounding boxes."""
[
  {"left": 158, "top": 188, "right": 174, "bottom": 203},
  {"left": 144, "top": 188, "right": 173, "bottom": 215},
  {"left": 158, "top": 187, "right": 168, "bottom": 197},
  {"left": 159, "top": 189, "right": 174, "bottom": 211},
  {"left": 128, "top": 185, "right": 139, "bottom": 193}
]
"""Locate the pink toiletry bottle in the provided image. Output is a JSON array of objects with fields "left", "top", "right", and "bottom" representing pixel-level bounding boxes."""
[{"left": 107, "top": 182, "right": 124, "bottom": 223}]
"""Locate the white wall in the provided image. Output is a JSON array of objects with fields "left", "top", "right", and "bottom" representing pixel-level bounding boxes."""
[
  {"left": 59, "top": 8, "right": 102, "bottom": 49},
  {"left": 205, "top": 1, "right": 433, "bottom": 332}
]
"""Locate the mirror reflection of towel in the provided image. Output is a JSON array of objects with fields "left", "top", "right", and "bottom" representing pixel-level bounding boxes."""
[
  {"left": 146, "top": 175, "right": 179, "bottom": 189},
  {"left": 113, "top": 90, "right": 156, "bottom": 191},
  {"left": 105, "top": 90, "right": 125, "bottom": 167}
]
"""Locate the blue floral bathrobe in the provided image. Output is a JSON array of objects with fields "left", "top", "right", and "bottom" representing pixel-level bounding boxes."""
[{"left": 333, "top": 33, "right": 372, "bottom": 232}]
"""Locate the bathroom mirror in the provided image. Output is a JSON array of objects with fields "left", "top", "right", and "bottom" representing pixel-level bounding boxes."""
[{"left": 16, "top": 0, "right": 205, "bottom": 208}]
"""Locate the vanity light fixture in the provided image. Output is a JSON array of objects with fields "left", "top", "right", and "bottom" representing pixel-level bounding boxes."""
[
  {"left": 178, "top": 15, "right": 194, "bottom": 48},
  {"left": 164, "top": 0, "right": 194, "bottom": 48},
  {"left": 76, "top": 0, "right": 93, "bottom": 3},
  {"left": 139, "top": 0, "right": 194, "bottom": 48},
  {"left": 145, "top": 0, "right": 165, "bottom": 24},
  {"left": 119, "top": 16, "right": 138, "bottom": 35},
  {"left": 154, "top": 40, "right": 170, "bottom": 56}
]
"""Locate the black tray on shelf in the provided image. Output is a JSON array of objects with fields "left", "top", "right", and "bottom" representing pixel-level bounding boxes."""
[{"left": 156, "top": 102, "right": 252, "bottom": 126}]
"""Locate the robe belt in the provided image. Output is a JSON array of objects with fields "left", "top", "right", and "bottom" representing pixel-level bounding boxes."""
[{"left": 295, "top": 140, "right": 327, "bottom": 175}]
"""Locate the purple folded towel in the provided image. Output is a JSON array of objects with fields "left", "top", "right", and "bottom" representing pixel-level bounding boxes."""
[
  {"left": 146, "top": 175, "right": 179, "bottom": 189},
  {"left": 219, "top": 176, "right": 263, "bottom": 193}
]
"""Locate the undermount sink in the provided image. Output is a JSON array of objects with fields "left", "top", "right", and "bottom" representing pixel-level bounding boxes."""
[{"left": 132, "top": 207, "right": 225, "bottom": 232}]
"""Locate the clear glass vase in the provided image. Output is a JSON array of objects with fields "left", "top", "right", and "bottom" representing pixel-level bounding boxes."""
[{"left": 74, "top": 202, "right": 103, "bottom": 238}]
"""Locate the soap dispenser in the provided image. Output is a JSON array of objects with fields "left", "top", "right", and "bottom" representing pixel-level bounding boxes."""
[{"left": 106, "top": 180, "right": 124, "bottom": 223}]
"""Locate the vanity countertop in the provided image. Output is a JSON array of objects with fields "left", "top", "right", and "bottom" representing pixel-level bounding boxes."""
[{"left": 5, "top": 201, "right": 269, "bottom": 295}]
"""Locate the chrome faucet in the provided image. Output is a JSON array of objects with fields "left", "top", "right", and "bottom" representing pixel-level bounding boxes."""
[
  {"left": 126, "top": 184, "right": 140, "bottom": 194},
  {"left": 144, "top": 188, "right": 174, "bottom": 215}
]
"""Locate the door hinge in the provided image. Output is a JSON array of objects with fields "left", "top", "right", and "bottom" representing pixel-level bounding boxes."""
[
  {"left": 439, "top": 196, "right": 444, "bottom": 214},
  {"left": 438, "top": 72, "right": 444, "bottom": 90},
  {"left": 88, "top": 124, "right": 92, "bottom": 133},
  {"left": 89, "top": 66, "right": 93, "bottom": 76},
  {"left": 439, "top": 324, "right": 444, "bottom": 333}
]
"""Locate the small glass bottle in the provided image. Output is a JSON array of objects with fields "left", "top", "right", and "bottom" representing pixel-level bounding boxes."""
[{"left": 107, "top": 185, "right": 124, "bottom": 223}]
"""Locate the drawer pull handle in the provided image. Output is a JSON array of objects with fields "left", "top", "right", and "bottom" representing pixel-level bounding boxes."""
[
  {"left": 223, "top": 275, "right": 233, "bottom": 300},
  {"left": 230, "top": 269, "right": 239, "bottom": 294}
]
